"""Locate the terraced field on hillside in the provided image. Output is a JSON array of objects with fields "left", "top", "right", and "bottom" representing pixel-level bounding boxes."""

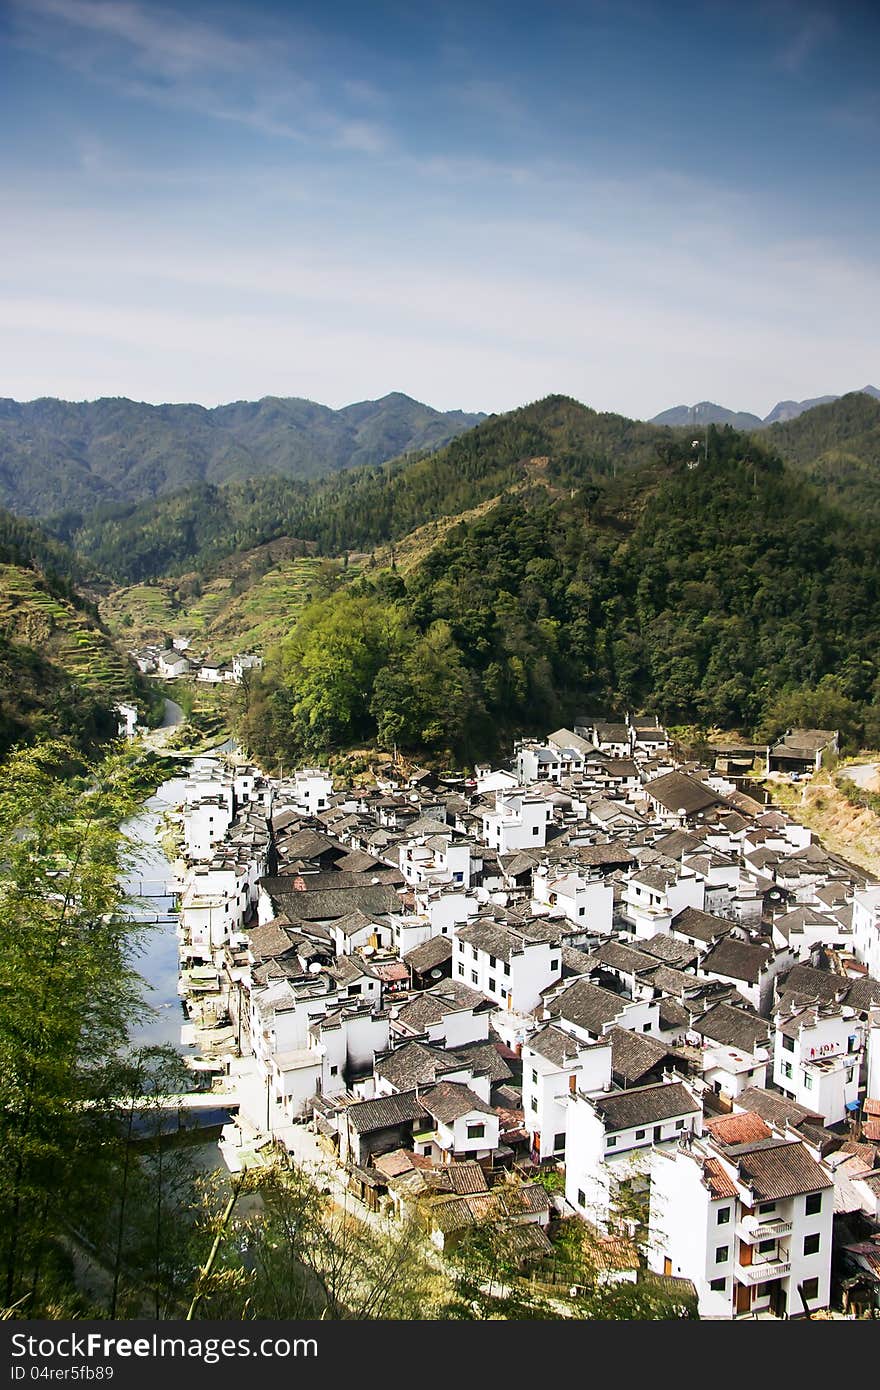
[
  {"left": 101, "top": 553, "right": 360, "bottom": 660},
  {"left": 0, "top": 563, "right": 135, "bottom": 699}
]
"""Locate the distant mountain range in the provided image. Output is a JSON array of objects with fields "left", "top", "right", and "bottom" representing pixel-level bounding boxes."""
[
  {"left": 0, "top": 391, "right": 486, "bottom": 519},
  {"left": 651, "top": 384, "right": 880, "bottom": 430}
]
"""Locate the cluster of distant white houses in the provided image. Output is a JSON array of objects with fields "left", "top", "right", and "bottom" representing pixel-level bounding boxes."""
[
  {"left": 168, "top": 712, "right": 880, "bottom": 1319},
  {"left": 130, "top": 635, "right": 263, "bottom": 686}
]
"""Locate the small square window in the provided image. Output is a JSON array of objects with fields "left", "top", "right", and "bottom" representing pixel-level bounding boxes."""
[
  {"left": 330, "top": 1065, "right": 338, "bottom": 1076},
  {"left": 635, "top": 1129, "right": 646, "bottom": 1140},
  {"left": 675, "top": 1119, "right": 685, "bottom": 1130},
  {"left": 805, "top": 1193, "right": 822, "bottom": 1216},
  {"left": 757, "top": 1239, "right": 776, "bottom": 1254},
  {"left": 801, "top": 1277, "right": 819, "bottom": 1302},
  {"left": 554, "top": 1132, "right": 565, "bottom": 1151},
  {"left": 709, "top": 1277, "right": 726, "bottom": 1292},
  {"left": 715, "top": 1245, "right": 729, "bottom": 1263},
  {"left": 717, "top": 1207, "right": 730, "bottom": 1225},
  {"left": 466, "top": 1122, "right": 485, "bottom": 1139},
  {"left": 606, "top": 1135, "right": 617, "bottom": 1148},
  {"left": 803, "top": 1233, "right": 820, "bottom": 1256},
  {"left": 642, "top": 1023, "right": 652, "bottom": 1033}
]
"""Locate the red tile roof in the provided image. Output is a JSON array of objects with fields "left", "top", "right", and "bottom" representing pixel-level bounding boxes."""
[
  {"left": 703, "top": 1157, "right": 739, "bottom": 1200},
  {"left": 706, "top": 1112, "right": 773, "bottom": 1145}
]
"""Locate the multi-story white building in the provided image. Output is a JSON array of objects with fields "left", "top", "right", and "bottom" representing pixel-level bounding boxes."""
[
  {"left": 480, "top": 789, "right": 552, "bottom": 854},
  {"left": 531, "top": 867, "right": 614, "bottom": 936},
  {"left": 853, "top": 886, "right": 880, "bottom": 979},
  {"left": 453, "top": 918, "right": 562, "bottom": 1013},
  {"left": 648, "top": 1129, "right": 834, "bottom": 1319},
  {"left": 522, "top": 1024, "right": 612, "bottom": 1160},
  {"left": 622, "top": 865, "right": 705, "bottom": 938},
  {"left": 288, "top": 767, "right": 333, "bottom": 818},
  {"left": 773, "top": 1002, "right": 862, "bottom": 1125},
  {"left": 564, "top": 1078, "right": 702, "bottom": 1231}
]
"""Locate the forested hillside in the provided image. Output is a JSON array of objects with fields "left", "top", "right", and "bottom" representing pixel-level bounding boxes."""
[
  {"left": 237, "top": 420, "right": 880, "bottom": 767},
  {"left": 761, "top": 391, "right": 880, "bottom": 521},
  {"left": 0, "top": 391, "right": 484, "bottom": 518},
  {"left": 53, "top": 398, "right": 671, "bottom": 583}
]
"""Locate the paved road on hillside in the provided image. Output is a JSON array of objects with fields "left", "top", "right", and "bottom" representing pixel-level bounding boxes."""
[{"left": 844, "top": 761, "right": 880, "bottom": 792}]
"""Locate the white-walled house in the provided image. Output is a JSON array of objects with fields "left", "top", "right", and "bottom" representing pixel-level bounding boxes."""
[
  {"left": 115, "top": 702, "right": 138, "bottom": 740},
  {"left": 399, "top": 834, "right": 473, "bottom": 889},
  {"left": 522, "top": 1024, "right": 612, "bottom": 1161},
  {"left": 415, "top": 1081, "right": 500, "bottom": 1164},
  {"left": 183, "top": 796, "right": 235, "bottom": 861},
  {"left": 288, "top": 768, "right": 333, "bottom": 818},
  {"left": 453, "top": 919, "right": 562, "bottom": 1014},
  {"left": 391, "top": 980, "right": 491, "bottom": 1048},
  {"left": 648, "top": 1132, "right": 834, "bottom": 1319},
  {"left": 564, "top": 1079, "right": 702, "bottom": 1232},
  {"left": 868, "top": 1008, "right": 880, "bottom": 1103},
  {"left": 531, "top": 867, "right": 614, "bottom": 936},
  {"left": 480, "top": 789, "right": 552, "bottom": 853},
  {"left": 852, "top": 886, "right": 880, "bottom": 980},
  {"left": 542, "top": 975, "right": 662, "bottom": 1041},
  {"left": 622, "top": 865, "right": 705, "bottom": 938},
  {"left": 515, "top": 741, "right": 585, "bottom": 784},
  {"left": 773, "top": 1003, "right": 862, "bottom": 1125},
  {"left": 699, "top": 939, "right": 796, "bottom": 1016}
]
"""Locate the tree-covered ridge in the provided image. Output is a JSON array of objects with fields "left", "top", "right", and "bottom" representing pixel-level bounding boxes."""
[
  {"left": 761, "top": 391, "right": 880, "bottom": 521},
  {"left": 0, "top": 391, "right": 485, "bottom": 519},
  {"left": 240, "top": 424, "right": 880, "bottom": 767},
  {"left": 53, "top": 397, "right": 672, "bottom": 583}
]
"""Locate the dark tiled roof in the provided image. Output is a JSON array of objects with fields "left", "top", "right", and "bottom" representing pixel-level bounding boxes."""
[
  {"left": 593, "top": 1080, "right": 699, "bottom": 1131},
  {"left": 526, "top": 1023, "right": 588, "bottom": 1068},
  {"left": 279, "top": 884, "right": 403, "bottom": 922},
  {"left": 608, "top": 1026, "right": 670, "bottom": 1084},
  {"left": 672, "top": 906, "right": 734, "bottom": 943},
  {"left": 735, "top": 1086, "right": 823, "bottom": 1132},
  {"left": 403, "top": 935, "right": 453, "bottom": 972},
  {"left": 448, "top": 1040, "right": 513, "bottom": 1085},
  {"left": 733, "top": 1140, "right": 832, "bottom": 1199},
  {"left": 646, "top": 771, "right": 727, "bottom": 815},
  {"left": 701, "top": 938, "right": 773, "bottom": 984},
  {"left": 547, "top": 978, "right": 629, "bottom": 1034},
  {"left": 374, "top": 1041, "right": 456, "bottom": 1090},
  {"left": 638, "top": 934, "right": 700, "bottom": 970},
  {"left": 344, "top": 1089, "right": 427, "bottom": 1134},
  {"left": 692, "top": 1003, "right": 770, "bottom": 1052},
  {"left": 418, "top": 1080, "right": 495, "bottom": 1124}
]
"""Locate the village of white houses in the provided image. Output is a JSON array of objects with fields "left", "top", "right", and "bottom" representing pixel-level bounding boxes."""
[{"left": 149, "top": 713, "right": 880, "bottom": 1321}]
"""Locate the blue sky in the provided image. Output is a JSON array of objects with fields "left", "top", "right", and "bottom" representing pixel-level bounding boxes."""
[{"left": 1, "top": 0, "right": 878, "bottom": 417}]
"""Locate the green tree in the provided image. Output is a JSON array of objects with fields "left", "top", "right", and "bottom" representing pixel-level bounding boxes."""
[{"left": 0, "top": 740, "right": 150, "bottom": 1310}]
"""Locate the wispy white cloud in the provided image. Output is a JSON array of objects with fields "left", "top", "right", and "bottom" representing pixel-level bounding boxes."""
[
  {"left": 769, "top": 2, "right": 837, "bottom": 73},
  {"left": 8, "top": 0, "right": 395, "bottom": 155}
]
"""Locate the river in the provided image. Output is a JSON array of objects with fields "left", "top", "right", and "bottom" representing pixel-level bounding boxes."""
[{"left": 123, "top": 699, "right": 236, "bottom": 1051}]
